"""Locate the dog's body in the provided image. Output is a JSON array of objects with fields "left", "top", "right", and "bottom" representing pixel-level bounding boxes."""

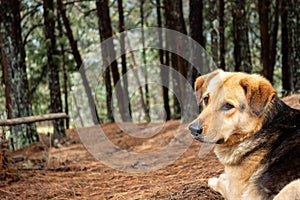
[{"left": 189, "top": 70, "right": 300, "bottom": 199}]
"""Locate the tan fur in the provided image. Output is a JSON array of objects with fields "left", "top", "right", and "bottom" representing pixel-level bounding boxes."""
[
  {"left": 273, "top": 179, "right": 300, "bottom": 200},
  {"left": 191, "top": 70, "right": 299, "bottom": 199}
]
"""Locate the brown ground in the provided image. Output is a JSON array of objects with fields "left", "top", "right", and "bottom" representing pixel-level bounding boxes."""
[
  {"left": 0, "top": 120, "right": 223, "bottom": 200},
  {"left": 1, "top": 94, "right": 299, "bottom": 200}
]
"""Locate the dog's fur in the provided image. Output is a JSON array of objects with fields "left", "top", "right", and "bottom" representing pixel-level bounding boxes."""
[{"left": 189, "top": 70, "right": 300, "bottom": 200}]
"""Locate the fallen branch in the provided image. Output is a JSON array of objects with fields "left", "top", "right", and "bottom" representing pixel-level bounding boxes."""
[
  {"left": 18, "top": 166, "right": 87, "bottom": 172},
  {"left": 0, "top": 113, "right": 69, "bottom": 126}
]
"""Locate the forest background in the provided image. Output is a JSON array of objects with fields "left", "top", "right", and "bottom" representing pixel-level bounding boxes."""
[{"left": 0, "top": 0, "right": 299, "bottom": 150}]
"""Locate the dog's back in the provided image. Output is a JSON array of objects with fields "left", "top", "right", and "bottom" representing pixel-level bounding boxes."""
[{"left": 253, "top": 98, "right": 300, "bottom": 199}]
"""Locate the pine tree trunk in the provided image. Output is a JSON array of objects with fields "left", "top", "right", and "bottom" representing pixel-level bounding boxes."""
[
  {"left": 258, "top": 0, "right": 279, "bottom": 83},
  {"left": 117, "top": 0, "right": 131, "bottom": 122},
  {"left": 189, "top": 0, "right": 203, "bottom": 84},
  {"left": 57, "top": 7, "right": 69, "bottom": 129},
  {"left": 57, "top": 0, "right": 100, "bottom": 125},
  {"left": 0, "top": 0, "right": 38, "bottom": 150},
  {"left": 258, "top": 0, "right": 271, "bottom": 80},
  {"left": 140, "top": 0, "right": 151, "bottom": 122},
  {"left": 157, "top": 0, "right": 171, "bottom": 121},
  {"left": 189, "top": 0, "right": 204, "bottom": 47},
  {"left": 281, "top": 0, "right": 290, "bottom": 95},
  {"left": 163, "top": 0, "right": 187, "bottom": 119},
  {"left": 282, "top": 0, "right": 300, "bottom": 94},
  {"left": 291, "top": 0, "right": 300, "bottom": 92},
  {"left": 219, "top": 0, "right": 226, "bottom": 70},
  {"left": 96, "top": 0, "right": 131, "bottom": 122},
  {"left": 270, "top": 0, "right": 280, "bottom": 77},
  {"left": 232, "top": 0, "right": 252, "bottom": 73},
  {"left": 43, "top": 0, "right": 65, "bottom": 139},
  {"left": 209, "top": 0, "right": 219, "bottom": 64},
  {"left": 103, "top": 66, "right": 114, "bottom": 123}
]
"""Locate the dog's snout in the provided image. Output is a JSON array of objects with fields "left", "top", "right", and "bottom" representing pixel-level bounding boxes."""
[{"left": 189, "top": 122, "right": 203, "bottom": 137}]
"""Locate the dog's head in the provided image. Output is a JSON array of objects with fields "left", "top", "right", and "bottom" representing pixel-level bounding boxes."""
[{"left": 189, "top": 70, "right": 276, "bottom": 145}]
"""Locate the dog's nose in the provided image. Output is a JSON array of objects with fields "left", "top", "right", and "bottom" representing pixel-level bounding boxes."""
[{"left": 189, "top": 122, "right": 203, "bottom": 137}]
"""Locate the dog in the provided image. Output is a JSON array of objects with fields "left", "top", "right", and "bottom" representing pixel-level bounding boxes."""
[{"left": 189, "top": 69, "right": 300, "bottom": 200}]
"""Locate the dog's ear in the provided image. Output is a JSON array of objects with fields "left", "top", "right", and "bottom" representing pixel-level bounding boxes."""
[
  {"left": 194, "top": 70, "right": 222, "bottom": 103},
  {"left": 240, "top": 75, "right": 276, "bottom": 116},
  {"left": 194, "top": 76, "right": 207, "bottom": 98}
]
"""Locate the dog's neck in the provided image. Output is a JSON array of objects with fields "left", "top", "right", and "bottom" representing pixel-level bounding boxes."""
[
  {"left": 214, "top": 133, "right": 271, "bottom": 166},
  {"left": 263, "top": 96, "right": 300, "bottom": 129}
]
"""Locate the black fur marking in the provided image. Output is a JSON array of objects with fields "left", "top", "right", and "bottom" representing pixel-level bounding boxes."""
[{"left": 254, "top": 97, "right": 300, "bottom": 199}]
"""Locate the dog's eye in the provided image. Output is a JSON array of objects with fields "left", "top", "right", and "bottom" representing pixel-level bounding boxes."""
[
  {"left": 203, "top": 96, "right": 209, "bottom": 105},
  {"left": 222, "top": 103, "right": 234, "bottom": 111}
]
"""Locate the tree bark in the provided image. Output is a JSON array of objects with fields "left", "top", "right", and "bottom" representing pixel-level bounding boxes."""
[
  {"left": 270, "top": 0, "right": 280, "bottom": 77},
  {"left": 189, "top": 0, "right": 204, "bottom": 47},
  {"left": 209, "top": 0, "right": 219, "bottom": 64},
  {"left": 219, "top": 0, "right": 226, "bottom": 70},
  {"left": 282, "top": 0, "right": 300, "bottom": 94},
  {"left": 57, "top": 12, "right": 70, "bottom": 129},
  {"left": 57, "top": 0, "right": 100, "bottom": 125},
  {"left": 43, "top": 0, "right": 65, "bottom": 139},
  {"left": 156, "top": 0, "right": 171, "bottom": 120},
  {"left": 96, "top": 0, "right": 131, "bottom": 122},
  {"left": 232, "top": 0, "right": 252, "bottom": 73},
  {"left": 258, "top": 0, "right": 271, "bottom": 79},
  {"left": 104, "top": 66, "right": 114, "bottom": 123},
  {"left": 140, "top": 0, "right": 151, "bottom": 122},
  {"left": 117, "top": 0, "right": 131, "bottom": 122},
  {"left": 163, "top": 0, "right": 187, "bottom": 119},
  {"left": 0, "top": 113, "right": 68, "bottom": 126},
  {"left": 281, "top": 0, "right": 290, "bottom": 95},
  {"left": 0, "top": 0, "right": 38, "bottom": 150},
  {"left": 258, "top": 0, "right": 279, "bottom": 83},
  {"left": 189, "top": 0, "right": 203, "bottom": 84}
]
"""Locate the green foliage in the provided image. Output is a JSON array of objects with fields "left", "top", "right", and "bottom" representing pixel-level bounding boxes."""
[{"left": 0, "top": 0, "right": 295, "bottom": 127}]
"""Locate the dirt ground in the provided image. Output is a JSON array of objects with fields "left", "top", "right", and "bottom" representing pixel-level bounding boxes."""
[
  {"left": 1, "top": 94, "right": 299, "bottom": 200},
  {"left": 0, "top": 120, "right": 224, "bottom": 200}
]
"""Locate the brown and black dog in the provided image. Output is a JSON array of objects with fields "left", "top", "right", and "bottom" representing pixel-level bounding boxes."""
[{"left": 189, "top": 70, "right": 300, "bottom": 199}]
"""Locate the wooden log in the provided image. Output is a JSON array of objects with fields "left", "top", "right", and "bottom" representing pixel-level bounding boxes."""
[{"left": 0, "top": 113, "right": 69, "bottom": 126}]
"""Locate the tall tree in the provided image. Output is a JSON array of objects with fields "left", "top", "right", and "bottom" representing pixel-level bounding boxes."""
[
  {"left": 43, "top": 0, "right": 65, "bottom": 139},
  {"left": 281, "top": 0, "right": 290, "bottom": 95},
  {"left": 57, "top": 0, "right": 100, "bottom": 125},
  {"left": 258, "top": 0, "right": 279, "bottom": 83},
  {"left": 156, "top": 0, "right": 171, "bottom": 120},
  {"left": 140, "top": 0, "right": 151, "bottom": 122},
  {"left": 163, "top": 0, "right": 187, "bottom": 119},
  {"left": 281, "top": 0, "right": 300, "bottom": 94},
  {"left": 219, "top": 0, "right": 226, "bottom": 70},
  {"left": 232, "top": 0, "right": 252, "bottom": 73},
  {"left": 189, "top": 0, "right": 204, "bottom": 47},
  {"left": 117, "top": 0, "right": 131, "bottom": 122},
  {"left": 209, "top": 0, "right": 219, "bottom": 64},
  {"left": 0, "top": 0, "right": 38, "bottom": 150},
  {"left": 57, "top": 9, "right": 69, "bottom": 129},
  {"left": 96, "top": 0, "right": 131, "bottom": 122},
  {"left": 189, "top": 0, "right": 204, "bottom": 84}
]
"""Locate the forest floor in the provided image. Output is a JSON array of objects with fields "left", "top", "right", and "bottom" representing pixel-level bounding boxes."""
[
  {"left": 1, "top": 94, "right": 299, "bottom": 200},
  {"left": 0, "top": 120, "right": 224, "bottom": 200}
]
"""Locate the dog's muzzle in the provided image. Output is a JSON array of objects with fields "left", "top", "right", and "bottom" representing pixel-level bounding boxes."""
[
  {"left": 189, "top": 122, "right": 225, "bottom": 144},
  {"left": 189, "top": 122, "right": 203, "bottom": 138}
]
